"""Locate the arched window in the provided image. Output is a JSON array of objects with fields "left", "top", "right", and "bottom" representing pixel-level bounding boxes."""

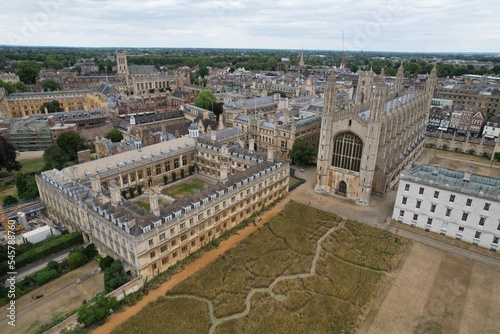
[{"left": 331, "top": 132, "right": 363, "bottom": 172}]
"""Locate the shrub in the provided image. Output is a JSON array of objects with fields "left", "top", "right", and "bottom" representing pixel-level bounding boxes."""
[
  {"left": 100, "top": 255, "right": 114, "bottom": 270},
  {"left": 467, "top": 149, "right": 475, "bottom": 155},
  {"left": 2, "top": 195, "right": 18, "bottom": 207},
  {"left": 129, "top": 187, "right": 135, "bottom": 198},
  {"left": 77, "top": 293, "right": 120, "bottom": 328},
  {"left": 121, "top": 190, "right": 127, "bottom": 199},
  {"left": 104, "top": 260, "right": 127, "bottom": 293},
  {"left": 34, "top": 268, "right": 59, "bottom": 285},
  {"left": 137, "top": 184, "right": 143, "bottom": 195},
  {"left": 47, "top": 260, "right": 59, "bottom": 271},
  {"left": 181, "top": 169, "right": 185, "bottom": 178},
  {"left": 495, "top": 152, "right": 500, "bottom": 162},
  {"left": 172, "top": 172, "right": 177, "bottom": 182},
  {"left": 68, "top": 250, "right": 87, "bottom": 270},
  {"left": 163, "top": 175, "right": 168, "bottom": 185},
  {"left": 82, "top": 243, "right": 97, "bottom": 259}
]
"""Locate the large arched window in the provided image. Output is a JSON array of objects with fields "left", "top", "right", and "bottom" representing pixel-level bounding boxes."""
[{"left": 331, "top": 132, "right": 363, "bottom": 172}]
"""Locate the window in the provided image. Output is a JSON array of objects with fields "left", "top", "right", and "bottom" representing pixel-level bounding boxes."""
[
  {"left": 174, "top": 159, "right": 179, "bottom": 169},
  {"left": 331, "top": 132, "right": 363, "bottom": 172},
  {"left": 182, "top": 156, "right": 187, "bottom": 166},
  {"left": 159, "top": 233, "right": 165, "bottom": 240},
  {"left": 419, "top": 187, "right": 424, "bottom": 195},
  {"left": 180, "top": 234, "right": 187, "bottom": 241},
  {"left": 150, "top": 251, "right": 155, "bottom": 258},
  {"left": 474, "top": 231, "right": 481, "bottom": 239},
  {"left": 416, "top": 200, "right": 421, "bottom": 209},
  {"left": 478, "top": 217, "right": 486, "bottom": 226},
  {"left": 402, "top": 197, "right": 407, "bottom": 205},
  {"left": 122, "top": 175, "right": 128, "bottom": 185},
  {"left": 458, "top": 226, "right": 464, "bottom": 232},
  {"left": 130, "top": 173, "right": 135, "bottom": 182},
  {"left": 147, "top": 167, "right": 152, "bottom": 177},
  {"left": 173, "top": 251, "right": 177, "bottom": 257},
  {"left": 413, "top": 213, "right": 418, "bottom": 221},
  {"left": 427, "top": 218, "right": 433, "bottom": 225},
  {"left": 484, "top": 203, "right": 490, "bottom": 211},
  {"left": 405, "top": 184, "right": 410, "bottom": 191},
  {"left": 180, "top": 223, "right": 185, "bottom": 230},
  {"left": 171, "top": 240, "right": 176, "bottom": 246},
  {"left": 449, "top": 194, "right": 455, "bottom": 202},
  {"left": 138, "top": 171, "right": 143, "bottom": 179},
  {"left": 434, "top": 191, "right": 439, "bottom": 199},
  {"left": 441, "top": 222, "right": 448, "bottom": 230},
  {"left": 466, "top": 198, "right": 472, "bottom": 207},
  {"left": 162, "top": 257, "right": 169, "bottom": 265},
  {"left": 170, "top": 228, "right": 175, "bottom": 235},
  {"left": 182, "top": 246, "right": 188, "bottom": 252},
  {"left": 446, "top": 208, "right": 452, "bottom": 217},
  {"left": 165, "top": 161, "right": 170, "bottom": 171},
  {"left": 462, "top": 212, "right": 469, "bottom": 221},
  {"left": 160, "top": 245, "right": 167, "bottom": 252},
  {"left": 152, "top": 263, "right": 157, "bottom": 270},
  {"left": 148, "top": 239, "right": 153, "bottom": 246},
  {"left": 399, "top": 210, "right": 404, "bottom": 217},
  {"left": 430, "top": 204, "right": 436, "bottom": 213},
  {"left": 156, "top": 164, "right": 161, "bottom": 175},
  {"left": 493, "top": 236, "right": 499, "bottom": 244}
]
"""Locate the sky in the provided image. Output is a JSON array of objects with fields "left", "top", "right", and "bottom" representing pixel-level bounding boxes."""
[{"left": 0, "top": 0, "right": 499, "bottom": 52}]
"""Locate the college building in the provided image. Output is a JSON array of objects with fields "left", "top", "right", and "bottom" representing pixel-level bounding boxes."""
[
  {"left": 392, "top": 163, "right": 500, "bottom": 251},
  {"left": 36, "top": 133, "right": 290, "bottom": 278}
]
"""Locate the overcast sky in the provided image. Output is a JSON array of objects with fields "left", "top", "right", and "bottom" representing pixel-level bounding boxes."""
[{"left": 1, "top": 0, "right": 499, "bottom": 52}]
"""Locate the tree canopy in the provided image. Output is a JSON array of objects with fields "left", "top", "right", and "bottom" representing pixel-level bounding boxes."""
[
  {"left": 105, "top": 128, "right": 123, "bottom": 143},
  {"left": 194, "top": 90, "right": 217, "bottom": 110},
  {"left": 0, "top": 80, "right": 27, "bottom": 94},
  {"left": 211, "top": 101, "right": 224, "bottom": 121},
  {"left": 289, "top": 139, "right": 317, "bottom": 165},
  {"left": 56, "top": 131, "right": 88, "bottom": 161},
  {"left": 104, "top": 260, "right": 127, "bottom": 293},
  {"left": 41, "top": 79, "right": 61, "bottom": 92},
  {"left": 0, "top": 137, "right": 21, "bottom": 172},
  {"left": 16, "top": 60, "right": 42, "bottom": 84},
  {"left": 39, "top": 100, "right": 62, "bottom": 113},
  {"left": 43, "top": 144, "right": 70, "bottom": 170},
  {"left": 15, "top": 172, "right": 39, "bottom": 200}
]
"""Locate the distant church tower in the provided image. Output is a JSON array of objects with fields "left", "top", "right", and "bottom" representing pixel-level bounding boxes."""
[
  {"left": 298, "top": 49, "right": 305, "bottom": 68},
  {"left": 116, "top": 51, "right": 129, "bottom": 75},
  {"left": 315, "top": 64, "right": 437, "bottom": 205}
]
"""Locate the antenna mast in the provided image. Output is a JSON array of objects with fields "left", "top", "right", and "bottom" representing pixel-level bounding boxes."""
[{"left": 340, "top": 30, "right": 345, "bottom": 71}]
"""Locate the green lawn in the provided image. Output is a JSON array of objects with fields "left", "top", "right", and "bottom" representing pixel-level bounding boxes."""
[
  {"left": 288, "top": 176, "right": 300, "bottom": 188},
  {"left": 21, "top": 158, "right": 45, "bottom": 174},
  {"left": 165, "top": 179, "right": 208, "bottom": 198},
  {"left": 136, "top": 198, "right": 165, "bottom": 212},
  {"left": 113, "top": 202, "right": 411, "bottom": 334}
]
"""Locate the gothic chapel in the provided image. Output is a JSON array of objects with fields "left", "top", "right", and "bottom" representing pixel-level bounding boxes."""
[{"left": 315, "top": 64, "right": 437, "bottom": 205}]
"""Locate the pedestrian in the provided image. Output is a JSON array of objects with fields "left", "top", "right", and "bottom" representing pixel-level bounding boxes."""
[
  {"left": 318, "top": 197, "right": 322, "bottom": 203},
  {"left": 308, "top": 201, "right": 311, "bottom": 205},
  {"left": 253, "top": 220, "right": 257, "bottom": 226},
  {"left": 259, "top": 216, "right": 262, "bottom": 222}
]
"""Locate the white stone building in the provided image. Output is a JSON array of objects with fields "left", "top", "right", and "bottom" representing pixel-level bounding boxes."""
[{"left": 393, "top": 163, "right": 500, "bottom": 251}]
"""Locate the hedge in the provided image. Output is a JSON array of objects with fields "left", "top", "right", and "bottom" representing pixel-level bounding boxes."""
[{"left": 0, "top": 232, "right": 83, "bottom": 271}]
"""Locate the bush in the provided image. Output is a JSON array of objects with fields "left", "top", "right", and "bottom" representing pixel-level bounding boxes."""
[
  {"left": 68, "top": 250, "right": 87, "bottom": 270},
  {"left": 181, "top": 169, "right": 185, "bottom": 178},
  {"left": 121, "top": 190, "right": 127, "bottom": 199},
  {"left": 82, "top": 243, "right": 97, "bottom": 259},
  {"left": 34, "top": 268, "right": 59, "bottom": 285},
  {"left": 100, "top": 255, "right": 114, "bottom": 270},
  {"left": 467, "top": 149, "right": 475, "bottom": 155},
  {"left": 104, "top": 260, "right": 127, "bottom": 293},
  {"left": 495, "top": 152, "right": 500, "bottom": 162},
  {"left": 129, "top": 187, "right": 135, "bottom": 198},
  {"left": 137, "top": 185, "right": 143, "bottom": 195},
  {"left": 2, "top": 232, "right": 83, "bottom": 270},
  {"left": 47, "top": 260, "right": 59, "bottom": 271},
  {"left": 172, "top": 172, "right": 177, "bottom": 182},
  {"left": 2, "top": 195, "right": 18, "bottom": 207},
  {"left": 163, "top": 175, "right": 168, "bottom": 185},
  {"left": 77, "top": 293, "right": 120, "bottom": 328}
]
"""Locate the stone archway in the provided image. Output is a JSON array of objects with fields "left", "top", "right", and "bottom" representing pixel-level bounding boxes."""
[{"left": 338, "top": 181, "right": 347, "bottom": 196}]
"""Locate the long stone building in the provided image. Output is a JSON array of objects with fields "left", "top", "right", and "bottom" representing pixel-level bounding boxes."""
[
  {"left": 36, "top": 134, "right": 289, "bottom": 278},
  {"left": 316, "top": 65, "right": 437, "bottom": 204}
]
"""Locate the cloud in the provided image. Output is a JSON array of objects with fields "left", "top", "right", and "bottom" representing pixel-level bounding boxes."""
[{"left": 0, "top": 0, "right": 498, "bottom": 52}]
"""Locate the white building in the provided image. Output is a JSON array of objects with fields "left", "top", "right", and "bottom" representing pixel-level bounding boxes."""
[
  {"left": 482, "top": 116, "right": 500, "bottom": 140},
  {"left": 393, "top": 163, "right": 500, "bottom": 251}
]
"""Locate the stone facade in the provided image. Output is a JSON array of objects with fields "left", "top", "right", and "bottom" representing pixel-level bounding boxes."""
[{"left": 316, "top": 65, "right": 437, "bottom": 204}]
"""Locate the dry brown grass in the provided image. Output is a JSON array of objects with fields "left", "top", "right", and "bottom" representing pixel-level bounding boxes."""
[{"left": 114, "top": 203, "right": 411, "bottom": 334}]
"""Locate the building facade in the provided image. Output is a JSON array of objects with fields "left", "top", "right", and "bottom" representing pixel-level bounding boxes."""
[
  {"left": 36, "top": 135, "right": 289, "bottom": 279},
  {"left": 393, "top": 163, "right": 500, "bottom": 251},
  {"left": 316, "top": 65, "right": 437, "bottom": 204}
]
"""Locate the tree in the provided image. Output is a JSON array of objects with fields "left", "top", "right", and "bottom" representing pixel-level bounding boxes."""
[
  {"left": 39, "top": 100, "right": 62, "bottom": 113},
  {"left": 194, "top": 90, "right": 216, "bottom": 110},
  {"left": 43, "top": 144, "right": 69, "bottom": 170},
  {"left": 15, "top": 172, "right": 39, "bottom": 200},
  {"left": 16, "top": 60, "right": 42, "bottom": 84},
  {"left": 56, "top": 131, "right": 88, "bottom": 161},
  {"left": 104, "top": 260, "right": 127, "bottom": 293},
  {"left": 99, "top": 255, "right": 114, "bottom": 270},
  {"left": 77, "top": 293, "right": 119, "bottom": 328},
  {"left": 211, "top": 101, "right": 224, "bottom": 121},
  {"left": 105, "top": 128, "right": 123, "bottom": 143},
  {"left": 68, "top": 250, "right": 87, "bottom": 270},
  {"left": 41, "top": 79, "right": 61, "bottom": 92},
  {"left": 2, "top": 195, "right": 18, "bottom": 207},
  {"left": 0, "top": 137, "right": 21, "bottom": 172},
  {"left": 289, "top": 139, "right": 317, "bottom": 165},
  {"left": 0, "top": 80, "right": 27, "bottom": 94},
  {"left": 198, "top": 66, "right": 209, "bottom": 78}
]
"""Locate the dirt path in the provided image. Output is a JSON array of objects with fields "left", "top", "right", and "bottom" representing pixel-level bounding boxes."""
[{"left": 92, "top": 197, "right": 291, "bottom": 334}]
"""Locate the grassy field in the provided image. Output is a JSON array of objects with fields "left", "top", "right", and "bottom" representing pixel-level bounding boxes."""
[
  {"left": 135, "top": 198, "right": 165, "bottom": 212},
  {"left": 165, "top": 179, "right": 208, "bottom": 198},
  {"left": 113, "top": 203, "right": 410, "bottom": 334},
  {"left": 288, "top": 176, "right": 301, "bottom": 188},
  {"left": 20, "top": 157, "right": 45, "bottom": 174},
  {"left": 0, "top": 157, "right": 45, "bottom": 205}
]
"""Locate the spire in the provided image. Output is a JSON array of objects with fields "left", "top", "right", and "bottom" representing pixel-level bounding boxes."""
[
  {"left": 394, "top": 62, "right": 404, "bottom": 92},
  {"left": 299, "top": 48, "right": 305, "bottom": 68}
]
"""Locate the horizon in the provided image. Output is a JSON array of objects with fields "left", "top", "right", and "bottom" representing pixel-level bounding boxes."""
[{"left": 1, "top": 1, "right": 499, "bottom": 53}]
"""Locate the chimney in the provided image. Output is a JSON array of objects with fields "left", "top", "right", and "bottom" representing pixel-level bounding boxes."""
[
  {"left": 267, "top": 147, "right": 274, "bottom": 162},
  {"left": 220, "top": 165, "right": 228, "bottom": 183},
  {"left": 48, "top": 115, "right": 55, "bottom": 127},
  {"left": 150, "top": 194, "right": 160, "bottom": 216},
  {"left": 90, "top": 176, "right": 101, "bottom": 196},
  {"left": 211, "top": 130, "right": 217, "bottom": 142},
  {"left": 109, "top": 180, "right": 121, "bottom": 207},
  {"left": 174, "top": 129, "right": 180, "bottom": 138},
  {"left": 249, "top": 138, "right": 255, "bottom": 153},
  {"left": 283, "top": 112, "right": 288, "bottom": 125},
  {"left": 70, "top": 166, "right": 78, "bottom": 180}
]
